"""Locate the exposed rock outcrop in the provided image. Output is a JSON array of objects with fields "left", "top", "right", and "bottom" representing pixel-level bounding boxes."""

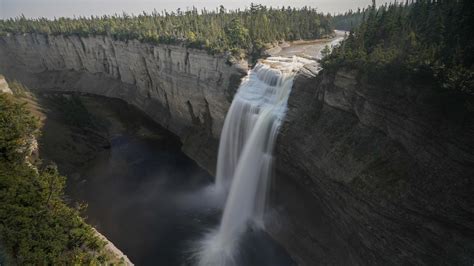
[
  {"left": 0, "top": 74, "right": 12, "bottom": 94},
  {"left": 271, "top": 66, "right": 474, "bottom": 265},
  {"left": 0, "top": 33, "right": 247, "bottom": 172}
]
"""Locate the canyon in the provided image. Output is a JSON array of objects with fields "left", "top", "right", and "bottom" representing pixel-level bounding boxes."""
[{"left": 0, "top": 33, "right": 472, "bottom": 265}]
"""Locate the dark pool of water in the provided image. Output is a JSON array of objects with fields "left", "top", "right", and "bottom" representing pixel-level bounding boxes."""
[
  {"left": 69, "top": 134, "right": 216, "bottom": 265},
  {"left": 46, "top": 96, "right": 294, "bottom": 265}
]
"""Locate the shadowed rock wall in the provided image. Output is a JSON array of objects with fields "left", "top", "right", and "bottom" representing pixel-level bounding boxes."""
[{"left": 270, "top": 66, "right": 474, "bottom": 265}]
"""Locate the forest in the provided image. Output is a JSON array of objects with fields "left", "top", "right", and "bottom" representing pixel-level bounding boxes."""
[
  {"left": 331, "top": 8, "right": 370, "bottom": 31},
  {"left": 0, "top": 91, "right": 115, "bottom": 264},
  {"left": 322, "top": 0, "right": 474, "bottom": 100},
  {"left": 0, "top": 5, "right": 333, "bottom": 57}
]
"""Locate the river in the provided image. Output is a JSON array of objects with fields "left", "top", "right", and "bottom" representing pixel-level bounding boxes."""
[{"left": 37, "top": 94, "right": 293, "bottom": 265}]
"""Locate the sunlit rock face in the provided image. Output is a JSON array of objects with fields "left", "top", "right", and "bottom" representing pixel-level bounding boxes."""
[
  {"left": 0, "top": 33, "right": 247, "bottom": 171},
  {"left": 0, "top": 75, "right": 12, "bottom": 94}
]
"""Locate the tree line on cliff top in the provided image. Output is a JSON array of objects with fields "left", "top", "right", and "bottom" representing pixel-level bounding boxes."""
[
  {"left": 0, "top": 4, "right": 333, "bottom": 58},
  {"left": 322, "top": 0, "right": 474, "bottom": 103}
]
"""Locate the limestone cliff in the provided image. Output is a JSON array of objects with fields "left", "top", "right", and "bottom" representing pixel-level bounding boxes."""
[
  {"left": 0, "top": 33, "right": 247, "bottom": 172},
  {"left": 270, "top": 66, "right": 474, "bottom": 265},
  {"left": 1, "top": 33, "right": 473, "bottom": 265}
]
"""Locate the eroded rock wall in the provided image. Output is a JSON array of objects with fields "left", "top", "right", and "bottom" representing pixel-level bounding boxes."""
[
  {"left": 270, "top": 67, "right": 474, "bottom": 265},
  {"left": 0, "top": 33, "right": 247, "bottom": 172},
  {"left": 1, "top": 33, "right": 473, "bottom": 265}
]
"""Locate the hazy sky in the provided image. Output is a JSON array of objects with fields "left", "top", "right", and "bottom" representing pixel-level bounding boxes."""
[{"left": 0, "top": 0, "right": 393, "bottom": 19}]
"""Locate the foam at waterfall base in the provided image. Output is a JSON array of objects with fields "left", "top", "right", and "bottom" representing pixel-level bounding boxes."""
[
  {"left": 192, "top": 227, "right": 238, "bottom": 266},
  {"left": 191, "top": 224, "right": 294, "bottom": 266}
]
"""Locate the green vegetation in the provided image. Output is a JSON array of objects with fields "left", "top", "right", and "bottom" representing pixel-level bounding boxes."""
[
  {"left": 0, "top": 92, "right": 110, "bottom": 264},
  {"left": 322, "top": 0, "right": 474, "bottom": 98},
  {"left": 0, "top": 94, "right": 39, "bottom": 163},
  {"left": 332, "top": 8, "right": 370, "bottom": 31},
  {"left": 0, "top": 5, "right": 333, "bottom": 57},
  {"left": 54, "top": 95, "right": 95, "bottom": 128}
]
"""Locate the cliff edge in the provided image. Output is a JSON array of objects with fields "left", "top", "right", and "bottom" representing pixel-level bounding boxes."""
[{"left": 0, "top": 33, "right": 247, "bottom": 172}]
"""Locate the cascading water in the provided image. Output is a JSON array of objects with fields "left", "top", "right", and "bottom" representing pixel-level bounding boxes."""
[{"left": 196, "top": 56, "right": 313, "bottom": 266}]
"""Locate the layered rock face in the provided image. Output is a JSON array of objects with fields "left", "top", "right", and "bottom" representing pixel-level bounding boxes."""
[
  {"left": 0, "top": 33, "right": 247, "bottom": 171},
  {"left": 270, "top": 67, "right": 474, "bottom": 265},
  {"left": 1, "top": 33, "right": 472, "bottom": 265}
]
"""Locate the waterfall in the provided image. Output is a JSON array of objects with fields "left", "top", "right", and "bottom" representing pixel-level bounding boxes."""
[{"left": 196, "top": 56, "right": 313, "bottom": 266}]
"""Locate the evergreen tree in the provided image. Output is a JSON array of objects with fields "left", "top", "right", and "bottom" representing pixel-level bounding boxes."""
[
  {"left": 0, "top": 6, "right": 334, "bottom": 57},
  {"left": 0, "top": 93, "right": 113, "bottom": 264},
  {"left": 322, "top": 0, "right": 474, "bottom": 99}
]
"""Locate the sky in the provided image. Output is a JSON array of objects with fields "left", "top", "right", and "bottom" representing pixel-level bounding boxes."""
[{"left": 0, "top": 0, "right": 393, "bottom": 19}]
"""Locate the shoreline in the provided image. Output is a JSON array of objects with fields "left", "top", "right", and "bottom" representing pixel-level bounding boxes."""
[{"left": 92, "top": 228, "right": 134, "bottom": 265}]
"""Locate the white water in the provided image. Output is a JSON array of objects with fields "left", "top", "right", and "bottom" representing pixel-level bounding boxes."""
[
  {"left": 194, "top": 32, "right": 346, "bottom": 266},
  {"left": 196, "top": 56, "right": 313, "bottom": 265}
]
